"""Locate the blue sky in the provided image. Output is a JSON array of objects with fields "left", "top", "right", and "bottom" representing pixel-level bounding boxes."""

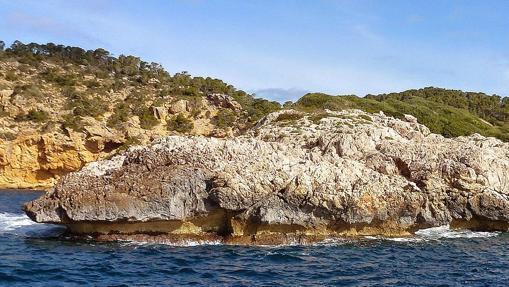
[{"left": 1, "top": 0, "right": 508, "bottom": 101}]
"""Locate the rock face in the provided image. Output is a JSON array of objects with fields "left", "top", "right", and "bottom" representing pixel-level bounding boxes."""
[
  {"left": 0, "top": 133, "right": 98, "bottom": 189},
  {"left": 25, "top": 110, "right": 509, "bottom": 244},
  {"left": 207, "top": 93, "right": 243, "bottom": 111}
]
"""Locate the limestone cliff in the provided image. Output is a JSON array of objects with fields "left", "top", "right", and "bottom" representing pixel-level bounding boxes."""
[
  {"left": 25, "top": 110, "right": 509, "bottom": 244},
  {"left": 0, "top": 43, "right": 279, "bottom": 189},
  {"left": 0, "top": 95, "right": 241, "bottom": 189},
  {"left": 0, "top": 133, "right": 96, "bottom": 189}
]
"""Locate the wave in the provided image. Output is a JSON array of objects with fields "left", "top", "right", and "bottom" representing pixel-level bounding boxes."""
[
  {"left": 0, "top": 212, "right": 65, "bottom": 237},
  {"left": 414, "top": 225, "right": 500, "bottom": 239},
  {"left": 371, "top": 225, "right": 500, "bottom": 243}
]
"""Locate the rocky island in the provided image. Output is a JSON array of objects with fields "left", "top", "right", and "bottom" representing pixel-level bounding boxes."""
[
  {"left": 25, "top": 109, "right": 509, "bottom": 244},
  {"left": 2, "top": 41, "right": 509, "bottom": 245},
  {"left": 4, "top": 3, "right": 509, "bottom": 286}
]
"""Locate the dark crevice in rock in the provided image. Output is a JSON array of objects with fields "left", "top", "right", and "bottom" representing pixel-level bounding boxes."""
[
  {"left": 103, "top": 141, "right": 123, "bottom": 153},
  {"left": 451, "top": 216, "right": 509, "bottom": 232},
  {"left": 56, "top": 206, "right": 72, "bottom": 224},
  {"left": 393, "top": 158, "right": 411, "bottom": 179},
  {"left": 393, "top": 157, "right": 427, "bottom": 189}
]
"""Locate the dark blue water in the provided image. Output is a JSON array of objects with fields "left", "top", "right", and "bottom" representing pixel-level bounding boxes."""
[{"left": 1, "top": 190, "right": 508, "bottom": 286}]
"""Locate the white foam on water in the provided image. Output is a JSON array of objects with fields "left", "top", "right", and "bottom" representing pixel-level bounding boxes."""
[
  {"left": 0, "top": 212, "right": 65, "bottom": 237},
  {"left": 0, "top": 212, "right": 36, "bottom": 231},
  {"left": 382, "top": 237, "right": 423, "bottom": 242},
  {"left": 311, "top": 237, "right": 355, "bottom": 246},
  {"left": 415, "top": 225, "right": 500, "bottom": 239},
  {"left": 360, "top": 225, "right": 500, "bottom": 243},
  {"left": 361, "top": 235, "right": 423, "bottom": 242},
  {"left": 118, "top": 239, "right": 223, "bottom": 248}
]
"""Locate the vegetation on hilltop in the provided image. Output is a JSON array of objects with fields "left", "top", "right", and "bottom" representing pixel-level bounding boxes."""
[
  {"left": 293, "top": 88, "right": 509, "bottom": 141},
  {"left": 0, "top": 40, "right": 280, "bottom": 138}
]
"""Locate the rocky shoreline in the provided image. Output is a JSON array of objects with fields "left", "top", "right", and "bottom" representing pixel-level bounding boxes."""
[{"left": 24, "top": 110, "right": 509, "bottom": 244}]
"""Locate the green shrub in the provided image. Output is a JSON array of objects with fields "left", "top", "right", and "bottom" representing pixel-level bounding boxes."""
[
  {"left": 283, "top": 101, "right": 293, "bottom": 108},
  {"left": 95, "top": 70, "right": 109, "bottom": 79},
  {"left": 214, "top": 109, "right": 237, "bottom": 128},
  {"left": 5, "top": 71, "right": 18, "bottom": 81},
  {"left": 42, "top": 69, "right": 77, "bottom": 87},
  {"left": 186, "top": 95, "right": 204, "bottom": 117},
  {"left": 135, "top": 107, "right": 159, "bottom": 129},
  {"left": 152, "top": 98, "right": 166, "bottom": 107},
  {"left": 125, "top": 91, "right": 147, "bottom": 106},
  {"left": 85, "top": 79, "right": 101, "bottom": 89},
  {"left": 66, "top": 93, "right": 108, "bottom": 118},
  {"left": 61, "top": 114, "right": 84, "bottom": 131},
  {"left": 358, "top": 114, "right": 372, "bottom": 122},
  {"left": 292, "top": 92, "right": 509, "bottom": 140},
  {"left": 247, "top": 99, "right": 281, "bottom": 122},
  {"left": 309, "top": 112, "right": 330, "bottom": 124},
  {"left": 275, "top": 113, "right": 303, "bottom": 122},
  {"left": 181, "top": 86, "right": 200, "bottom": 97},
  {"left": 168, "top": 114, "right": 194, "bottom": 133},
  {"left": 15, "top": 109, "right": 49, "bottom": 123},
  {"left": 369, "top": 87, "right": 509, "bottom": 124},
  {"left": 17, "top": 54, "right": 41, "bottom": 66},
  {"left": 107, "top": 103, "right": 130, "bottom": 128},
  {"left": 0, "top": 107, "right": 8, "bottom": 117},
  {"left": 39, "top": 121, "right": 60, "bottom": 134},
  {"left": 14, "top": 84, "right": 43, "bottom": 98},
  {"left": 117, "top": 136, "right": 142, "bottom": 152},
  {"left": 0, "top": 131, "right": 17, "bottom": 141},
  {"left": 295, "top": 93, "right": 332, "bottom": 111}
]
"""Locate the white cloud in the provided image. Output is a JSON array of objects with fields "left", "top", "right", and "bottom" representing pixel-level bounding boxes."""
[{"left": 250, "top": 88, "right": 310, "bottom": 102}]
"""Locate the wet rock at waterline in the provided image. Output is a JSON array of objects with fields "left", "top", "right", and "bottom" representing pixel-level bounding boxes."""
[{"left": 24, "top": 110, "right": 509, "bottom": 244}]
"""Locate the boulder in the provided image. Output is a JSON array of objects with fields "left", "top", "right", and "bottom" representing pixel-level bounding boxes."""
[
  {"left": 207, "top": 93, "right": 242, "bottom": 111},
  {"left": 152, "top": 106, "right": 167, "bottom": 120},
  {"left": 169, "top": 100, "right": 188, "bottom": 114}
]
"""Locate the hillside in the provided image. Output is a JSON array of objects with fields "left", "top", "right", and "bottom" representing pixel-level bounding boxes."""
[
  {"left": 0, "top": 41, "right": 280, "bottom": 188},
  {"left": 292, "top": 88, "right": 509, "bottom": 141},
  {"left": 1, "top": 40, "right": 508, "bottom": 189}
]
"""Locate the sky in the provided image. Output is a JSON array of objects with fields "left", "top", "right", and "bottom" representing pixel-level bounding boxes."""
[{"left": 1, "top": 0, "right": 509, "bottom": 102}]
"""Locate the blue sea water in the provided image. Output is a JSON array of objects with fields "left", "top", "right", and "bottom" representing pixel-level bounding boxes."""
[{"left": 0, "top": 190, "right": 508, "bottom": 286}]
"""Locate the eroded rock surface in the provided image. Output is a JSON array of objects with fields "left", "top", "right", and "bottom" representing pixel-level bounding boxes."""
[{"left": 25, "top": 110, "right": 509, "bottom": 244}]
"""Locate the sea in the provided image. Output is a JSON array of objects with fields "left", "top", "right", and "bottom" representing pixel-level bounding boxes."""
[{"left": 0, "top": 190, "right": 508, "bottom": 286}]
